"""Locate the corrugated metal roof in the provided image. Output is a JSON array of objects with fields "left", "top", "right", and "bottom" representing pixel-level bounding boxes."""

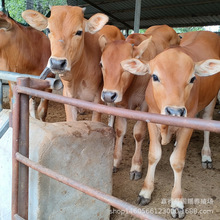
[{"left": 67, "top": 0, "right": 220, "bottom": 29}]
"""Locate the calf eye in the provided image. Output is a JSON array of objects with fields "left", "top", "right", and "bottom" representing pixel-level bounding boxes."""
[
  {"left": 76, "top": 30, "right": 83, "bottom": 36},
  {"left": 45, "top": 28, "right": 50, "bottom": 35},
  {"left": 100, "top": 61, "right": 103, "bottom": 68},
  {"left": 190, "top": 76, "right": 196, "bottom": 83},
  {"left": 152, "top": 74, "right": 160, "bottom": 82}
]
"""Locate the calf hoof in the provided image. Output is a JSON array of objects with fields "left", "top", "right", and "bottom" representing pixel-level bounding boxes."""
[
  {"left": 202, "top": 161, "right": 213, "bottom": 169},
  {"left": 113, "top": 166, "right": 119, "bottom": 173},
  {"left": 130, "top": 171, "right": 142, "bottom": 180},
  {"left": 137, "top": 195, "right": 151, "bottom": 206},
  {"left": 171, "top": 207, "right": 185, "bottom": 219}
]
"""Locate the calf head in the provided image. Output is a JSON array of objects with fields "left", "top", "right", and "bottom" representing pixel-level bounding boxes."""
[
  {"left": 126, "top": 33, "right": 148, "bottom": 46},
  {"left": 99, "top": 35, "right": 152, "bottom": 103},
  {"left": 121, "top": 48, "right": 220, "bottom": 117},
  {"left": 22, "top": 6, "right": 108, "bottom": 77}
]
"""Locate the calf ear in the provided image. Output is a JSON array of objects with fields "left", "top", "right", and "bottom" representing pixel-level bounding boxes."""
[
  {"left": 0, "top": 17, "right": 12, "bottom": 30},
  {"left": 120, "top": 58, "right": 149, "bottom": 75},
  {"left": 99, "top": 35, "right": 108, "bottom": 52},
  {"left": 134, "top": 36, "right": 152, "bottom": 58},
  {"left": 195, "top": 59, "right": 220, "bottom": 76},
  {"left": 85, "top": 13, "right": 109, "bottom": 34},
  {"left": 22, "top": 10, "right": 48, "bottom": 31}
]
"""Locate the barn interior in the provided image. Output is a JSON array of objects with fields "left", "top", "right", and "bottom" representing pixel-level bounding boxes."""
[{"left": 0, "top": 1, "right": 220, "bottom": 220}]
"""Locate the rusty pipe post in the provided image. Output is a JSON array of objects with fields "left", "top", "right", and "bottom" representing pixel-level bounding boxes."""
[
  {"left": 11, "top": 87, "right": 20, "bottom": 219},
  {"left": 17, "top": 77, "right": 30, "bottom": 219}
]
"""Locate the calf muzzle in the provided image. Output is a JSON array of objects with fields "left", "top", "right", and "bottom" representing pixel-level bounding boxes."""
[
  {"left": 101, "top": 91, "right": 117, "bottom": 103},
  {"left": 49, "top": 58, "right": 67, "bottom": 72},
  {"left": 165, "top": 106, "right": 186, "bottom": 117}
]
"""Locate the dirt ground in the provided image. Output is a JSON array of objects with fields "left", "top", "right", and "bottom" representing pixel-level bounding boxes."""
[
  {"left": 3, "top": 90, "right": 220, "bottom": 220},
  {"left": 44, "top": 95, "right": 220, "bottom": 220}
]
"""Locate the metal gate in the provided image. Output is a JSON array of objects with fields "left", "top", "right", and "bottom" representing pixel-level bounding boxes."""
[{"left": 7, "top": 76, "right": 220, "bottom": 220}]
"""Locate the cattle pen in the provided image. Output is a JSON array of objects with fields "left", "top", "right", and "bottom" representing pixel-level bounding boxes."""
[{"left": 1, "top": 74, "right": 220, "bottom": 220}]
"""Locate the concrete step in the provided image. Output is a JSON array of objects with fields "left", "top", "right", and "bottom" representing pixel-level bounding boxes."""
[{"left": 0, "top": 110, "right": 115, "bottom": 220}]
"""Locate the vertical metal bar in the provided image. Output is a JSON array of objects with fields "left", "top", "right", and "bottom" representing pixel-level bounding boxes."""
[
  {"left": 17, "top": 77, "right": 30, "bottom": 219},
  {"left": 2, "top": 0, "right": 6, "bottom": 14},
  {"left": 39, "top": 67, "right": 52, "bottom": 80},
  {"left": 134, "top": 0, "right": 142, "bottom": 33},
  {"left": 11, "top": 87, "right": 20, "bottom": 219},
  {"left": 0, "top": 118, "right": 9, "bottom": 138},
  {"left": 0, "top": 79, "right": 3, "bottom": 112},
  {"left": 2, "top": 0, "right": 5, "bottom": 8},
  {"left": 126, "top": 29, "right": 129, "bottom": 37}
]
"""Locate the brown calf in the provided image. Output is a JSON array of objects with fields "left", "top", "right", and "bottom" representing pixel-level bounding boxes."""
[
  {"left": 99, "top": 25, "right": 180, "bottom": 179},
  {"left": 0, "top": 11, "right": 51, "bottom": 121},
  {"left": 22, "top": 6, "right": 124, "bottom": 121},
  {"left": 121, "top": 31, "right": 220, "bottom": 218}
]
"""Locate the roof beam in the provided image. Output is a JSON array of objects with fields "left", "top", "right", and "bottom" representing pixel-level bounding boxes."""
[
  {"left": 126, "top": 12, "right": 220, "bottom": 23},
  {"left": 108, "top": 0, "right": 220, "bottom": 14},
  {"left": 141, "top": 21, "right": 220, "bottom": 29},
  {"left": 82, "top": 0, "right": 133, "bottom": 29},
  {"left": 81, "top": 0, "right": 129, "bottom": 5}
]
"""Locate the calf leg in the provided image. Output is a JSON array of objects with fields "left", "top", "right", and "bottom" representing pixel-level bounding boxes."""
[
  {"left": 37, "top": 89, "right": 53, "bottom": 121},
  {"left": 201, "top": 97, "right": 216, "bottom": 169},
  {"left": 107, "top": 103, "right": 115, "bottom": 127},
  {"left": 8, "top": 81, "right": 14, "bottom": 108},
  {"left": 130, "top": 120, "right": 147, "bottom": 180},
  {"left": 64, "top": 104, "right": 77, "bottom": 121},
  {"left": 92, "top": 89, "right": 102, "bottom": 122},
  {"left": 137, "top": 123, "right": 161, "bottom": 205},
  {"left": 113, "top": 116, "right": 127, "bottom": 173},
  {"left": 92, "top": 111, "right": 102, "bottom": 122},
  {"left": 63, "top": 88, "right": 77, "bottom": 121},
  {"left": 29, "top": 98, "right": 36, "bottom": 119},
  {"left": 170, "top": 128, "right": 193, "bottom": 219},
  {"left": 37, "top": 98, "right": 49, "bottom": 121},
  {"left": 108, "top": 115, "right": 115, "bottom": 127}
]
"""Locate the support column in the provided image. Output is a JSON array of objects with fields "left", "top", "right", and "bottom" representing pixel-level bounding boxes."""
[{"left": 134, "top": 0, "right": 142, "bottom": 33}]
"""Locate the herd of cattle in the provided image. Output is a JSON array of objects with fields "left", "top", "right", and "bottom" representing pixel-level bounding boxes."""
[{"left": 1, "top": 5, "right": 220, "bottom": 219}]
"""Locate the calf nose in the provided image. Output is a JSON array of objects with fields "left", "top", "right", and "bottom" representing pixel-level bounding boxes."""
[
  {"left": 102, "top": 91, "right": 117, "bottom": 103},
  {"left": 165, "top": 107, "right": 186, "bottom": 117},
  {"left": 50, "top": 58, "right": 67, "bottom": 71}
]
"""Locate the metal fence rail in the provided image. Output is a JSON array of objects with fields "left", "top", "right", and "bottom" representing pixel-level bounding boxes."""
[
  {"left": 0, "top": 70, "right": 62, "bottom": 138},
  {"left": 10, "top": 77, "right": 220, "bottom": 220},
  {"left": 17, "top": 84, "right": 220, "bottom": 133},
  {"left": 0, "top": 70, "right": 62, "bottom": 90},
  {"left": 16, "top": 152, "right": 163, "bottom": 220}
]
